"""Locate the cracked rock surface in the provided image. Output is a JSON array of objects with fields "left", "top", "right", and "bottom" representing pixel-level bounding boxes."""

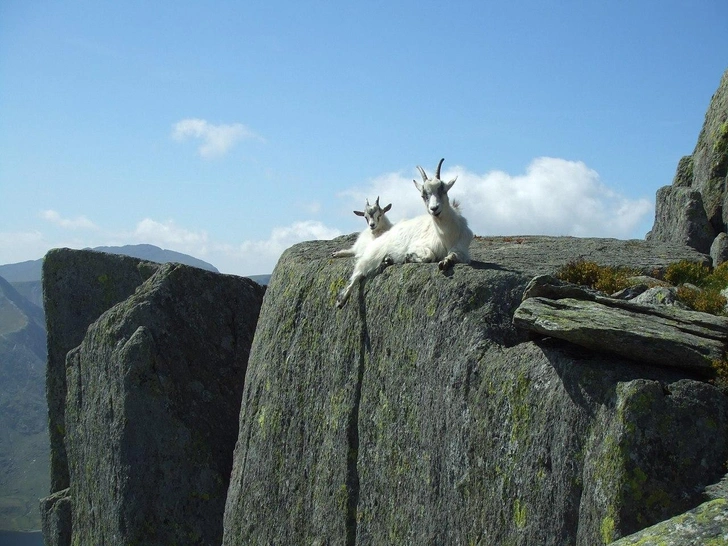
[{"left": 222, "top": 236, "right": 728, "bottom": 546}]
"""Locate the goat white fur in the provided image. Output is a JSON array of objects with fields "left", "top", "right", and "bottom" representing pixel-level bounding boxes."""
[
  {"left": 336, "top": 158, "right": 473, "bottom": 308},
  {"left": 332, "top": 197, "right": 393, "bottom": 258}
]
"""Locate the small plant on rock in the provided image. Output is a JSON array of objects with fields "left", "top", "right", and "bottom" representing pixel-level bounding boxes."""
[
  {"left": 556, "top": 259, "right": 638, "bottom": 295},
  {"left": 663, "top": 260, "right": 712, "bottom": 287},
  {"left": 710, "top": 357, "right": 728, "bottom": 393},
  {"left": 675, "top": 285, "right": 727, "bottom": 315},
  {"left": 663, "top": 260, "right": 728, "bottom": 315}
]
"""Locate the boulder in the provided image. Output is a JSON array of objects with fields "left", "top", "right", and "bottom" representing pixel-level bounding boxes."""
[
  {"left": 630, "top": 286, "right": 687, "bottom": 308},
  {"left": 513, "top": 296, "right": 727, "bottom": 374},
  {"left": 42, "top": 248, "right": 160, "bottom": 493},
  {"left": 647, "top": 185, "right": 715, "bottom": 253},
  {"left": 39, "top": 489, "right": 71, "bottom": 546},
  {"left": 64, "top": 262, "right": 264, "bottom": 545},
  {"left": 711, "top": 231, "right": 728, "bottom": 266},
  {"left": 695, "top": 70, "right": 728, "bottom": 228},
  {"left": 222, "top": 236, "right": 728, "bottom": 546},
  {"left": 608, "top": 498, "right": 728, "bottom": 546},
  {"left": 648, "top": 69, "right": 728, "bottom": 249}
]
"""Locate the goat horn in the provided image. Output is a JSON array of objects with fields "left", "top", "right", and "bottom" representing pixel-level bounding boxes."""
[
  {"left": 375, "top": 196, "right": 380, "bottom": 206},
  {"left": 435, "top": 158, "right": 445, "bottom": 179},
  {"left": 416, "top": 166, "right": 428, "bottom": 182}
]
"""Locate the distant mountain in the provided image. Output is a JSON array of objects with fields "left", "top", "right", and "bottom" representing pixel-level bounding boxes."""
[
  {"left": 0, "top": 244, "right": 219, "bottom": 283},
  {"left": 0, "top": 276, "right": 48, "bottom": 531},
  {"left": 92, "top": 244, "right": 219, "bottom": 273},
  {"left": 247, "top": 274, "right": 271, "bottom": 286}
]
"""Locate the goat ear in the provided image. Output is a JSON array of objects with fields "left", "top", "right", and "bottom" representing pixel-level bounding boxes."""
[
  {"left": 354, "top": 210, "right": 365, "bottom": 217},
  {"left": 444, "top": 176, "right": 458, "bottom": 192},
  {"left": 413, "top": 179, "right": 423, "bottom": 192},
  {"left": 383, "top": 203, "right": 392, "bottom": 213}
]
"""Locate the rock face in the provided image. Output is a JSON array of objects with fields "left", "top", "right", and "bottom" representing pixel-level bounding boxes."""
[
  {"left": 648, "top": 69, "right": 728, "bottom": 255},
  {"left": 608, "top": 497, "right": 728, "bottom": 546},
  {"left": 42, "top": 249, "right": 161, "bottom": 494},
  {"left": 513, "top": 275, "right": 728, "bottom": 375},
  {"left": 222, "top": 235, "right": 728, "bottom": 546},
  {"left": 41, "top": 249, "right": 264, "bottom": 546}
]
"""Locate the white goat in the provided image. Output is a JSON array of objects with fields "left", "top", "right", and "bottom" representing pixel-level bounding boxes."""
[
  {"left": 336, "top": 158, "right": 473, "bottom": 308},
  {"left": 332, "top": 197, "right": 393, "bottom": 258}
]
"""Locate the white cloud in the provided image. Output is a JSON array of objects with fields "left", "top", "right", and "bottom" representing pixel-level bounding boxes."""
[
  {"left": 40, "top": 210, "right": 97, "bottom": 230},
  {"left": 128, "top": 218, "right": 210, "bottom": 253},
  {"left": 228, "top": 220, "right": 342, "bottom": 274},
  {"left": 171, "top": 118, "right": 263, "bottom": 158},
  {"left": 122, "top": 218, "right": 342, "bottom": 276},
  {"left": 3, "top": 158, "right": 654, "bottom": 277},
  {"left": 343, "top": 157, "right": 653, "bottom": 239},
  {"left": 0, "top": 230, "right": 47, "bottom": 264}
]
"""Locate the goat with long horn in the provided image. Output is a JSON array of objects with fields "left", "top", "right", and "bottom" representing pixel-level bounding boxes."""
[{"left": 336, "top": 158, "right": 473, "bottom": 308}]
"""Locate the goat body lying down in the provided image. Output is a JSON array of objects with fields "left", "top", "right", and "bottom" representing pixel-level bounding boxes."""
[
  {"left": 332, "top": 196, "right": 392, "bottom": 258},
  {"left": 336, "top": 158, "right": 473, "bottom": 308}
]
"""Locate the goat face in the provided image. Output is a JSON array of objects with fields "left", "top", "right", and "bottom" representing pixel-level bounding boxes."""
[
  {"left": 354, "top": 197, "right": 392, "bottom": 231},
  {"left": 413, "top": 159, "right": 457, "bottom": 218}
]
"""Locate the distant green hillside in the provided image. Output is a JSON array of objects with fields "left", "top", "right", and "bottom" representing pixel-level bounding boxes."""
[{"left": 0, "top": 277, "right": 48, "bottom": 532}]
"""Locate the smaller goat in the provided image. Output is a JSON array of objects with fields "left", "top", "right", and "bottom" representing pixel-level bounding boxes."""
[
  {"left": 332, "top": 197, "right": 393, "bottom": 258},
  {"left": 336, "top": 158, "right": 473, "bottom": 308}
]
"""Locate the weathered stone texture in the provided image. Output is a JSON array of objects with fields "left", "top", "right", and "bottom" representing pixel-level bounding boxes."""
[
  {"left": 513, "top": 296, "right": 728, "bottom": 374},
  {"left": 647, "top": 186, "right": 715, "bottom": 253},
  {"left": 648, "top": 69, "right": 728, "bottom": 251},
  {"left": 711, "top": 231, "right": 728, "bottom": 266},
  {"left": 222, "top": 236, "right": 728, "bottom": 546},
  {"left": 42, "top": 248, "right": 159, "bottom": 493},
  {"left": 40, "top": 488, "right": 72, "bottom": 546},
  {"left": 65, "top": 262, "right": 263, "bottom": 545},
  {"left": 609, "top": 497, "right": 728, "bottom": 546}
]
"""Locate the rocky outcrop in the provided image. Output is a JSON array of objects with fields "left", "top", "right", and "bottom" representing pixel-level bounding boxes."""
[
  {"left": 40, "top": 249, "right": 264, "bottom": 546},
  {"left": 513, "top": 275, "right": 728, "bottom": 375},
  {"left": 648, "top": 69, "right": 728, "bottom": 255},
  {"left": 40, "top": 489, "right": 71, "bottom": 546},
  {"left": 608, "top": 498, "right": 728, "bottom": 545},
  {"left": 647, "top": 186, "right": 715, "bottom": 253},
  {"left": 42, "top": 249, "right": 160, "bottom": 494},
  {"left": 222, "top": 235, "right": 728, "bottom": 546}
]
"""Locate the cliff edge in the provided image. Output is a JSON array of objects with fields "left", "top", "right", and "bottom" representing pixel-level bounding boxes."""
[
  {"left": 40, "top": 249, "right": 264, "bottom": 546},
  {"left": 222, "top": 235, "right": 727, "bottom": 546}
]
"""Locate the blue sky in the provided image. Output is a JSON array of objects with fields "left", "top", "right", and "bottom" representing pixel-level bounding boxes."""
[{"left": 1, "top": 1, "right": 726, "bottom": 276}]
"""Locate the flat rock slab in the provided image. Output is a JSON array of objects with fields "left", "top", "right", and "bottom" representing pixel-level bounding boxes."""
[
  {"left": 609, "top": 497, "right": 728, "bottom": 546},
  {"left": 513, "top": 296, "right": 728, "bottom": 374}
]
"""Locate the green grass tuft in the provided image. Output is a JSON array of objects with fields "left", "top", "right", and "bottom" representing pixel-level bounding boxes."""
[{"left": 556, "top": 260, "right": 638, "bottom": 295}]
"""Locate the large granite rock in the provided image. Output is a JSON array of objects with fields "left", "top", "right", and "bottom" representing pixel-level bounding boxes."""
[
  {"left": 40, "top": 488, "right": 71, "bottom": 546},
  {"left": 42, "top": 248, "right": 160, "bottom": 494},
  {"left": 222, "top": 235, "right": 728, "bottom": 546},
  {"left": 41, "top": 249, "right": 265, "bottom": 546},
  {"left": 65, "top": 263, "right": 263, "bottom": 545},
  {"left": 647, "top": 186, "right": 715, "bottom": 253},
  {"left": 513, "top": 275, "right": 728, "bottom": 375},
  {"left": 648, "top": 69, "right": 728, "bottom": 253},
  {"left": 608, "top": 497, "right": 728, "bottom": 546}
]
